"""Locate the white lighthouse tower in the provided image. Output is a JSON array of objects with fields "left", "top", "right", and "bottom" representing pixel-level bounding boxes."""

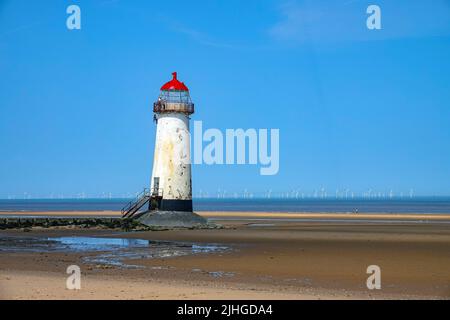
[
  {"left": 150, "top": 72, "right": 194, "bottom": 212},
  {"left": 121, "top": 72, "right": 207, "bottom": 227}
]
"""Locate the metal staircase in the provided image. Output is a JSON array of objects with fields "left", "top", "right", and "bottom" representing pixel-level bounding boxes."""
[
  {"left": 121, "top": 188, "right": 151, "bottom": 219},
  {"left": 121, "top": 187, "right": 164, "bottom": 219}
]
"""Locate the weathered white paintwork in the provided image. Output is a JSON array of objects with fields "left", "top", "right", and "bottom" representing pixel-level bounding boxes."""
[{"left": 150, "top": 112, "right": 192, "bottom": 200}]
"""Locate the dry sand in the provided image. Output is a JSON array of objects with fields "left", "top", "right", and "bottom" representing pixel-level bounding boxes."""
[
  {"left": 1, "top": 211, "right": 450, "bottom": 299},
  {"left": 3, "top": 210, "right": 450, "bottom": 221}
]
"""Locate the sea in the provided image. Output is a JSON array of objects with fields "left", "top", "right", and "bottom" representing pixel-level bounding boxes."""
[{"left": 1, "top": 198, "right": 450, "bottom": 214}]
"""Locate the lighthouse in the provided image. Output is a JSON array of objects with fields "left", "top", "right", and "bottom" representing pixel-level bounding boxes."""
[
  {"left": 123, "top": 72, "right": 207, "bottom": 227},
  {"left": 150, "top": 72, "right": 194, "bottom": 212}
]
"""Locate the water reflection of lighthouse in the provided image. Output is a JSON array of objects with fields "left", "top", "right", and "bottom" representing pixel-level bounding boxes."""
[{"left": 150, "top": 72, "right": 194, "bottom": 212}]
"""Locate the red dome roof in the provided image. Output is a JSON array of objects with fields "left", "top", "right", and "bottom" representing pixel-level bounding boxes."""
[{"left": 160, "top": 72, "right": 189, "bottom": 91}]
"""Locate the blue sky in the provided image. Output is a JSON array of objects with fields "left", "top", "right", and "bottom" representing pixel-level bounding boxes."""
[{"left": 0, "top": 0, "right": 450, "bottom": 198}]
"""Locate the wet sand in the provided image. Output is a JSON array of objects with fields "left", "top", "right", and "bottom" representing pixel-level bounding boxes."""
[{"left": 1, "top": 211, "right": 450, "bottom": 299}]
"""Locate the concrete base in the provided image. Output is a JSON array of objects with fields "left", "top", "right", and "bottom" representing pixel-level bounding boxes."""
[{"left": 136, "top": 210, "right": 209, "bottom": 228}]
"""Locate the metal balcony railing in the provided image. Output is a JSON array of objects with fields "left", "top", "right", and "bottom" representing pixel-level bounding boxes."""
[{"left": 153, "top": 100, "right": 194, "bottom": 114}]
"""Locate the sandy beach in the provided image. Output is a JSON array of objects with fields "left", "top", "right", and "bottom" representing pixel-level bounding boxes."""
[{"left": 1, "top": 211, "right": 450, "bottom": 299}]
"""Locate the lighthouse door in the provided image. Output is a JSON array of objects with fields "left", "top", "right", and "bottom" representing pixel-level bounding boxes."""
[{"left": 153, "top": 177, "right": 160, "bottom": 195}]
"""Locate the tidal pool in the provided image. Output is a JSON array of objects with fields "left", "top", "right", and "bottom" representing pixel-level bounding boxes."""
[{"left": 0, "top": 236, "right": 230, "bottom": 268}]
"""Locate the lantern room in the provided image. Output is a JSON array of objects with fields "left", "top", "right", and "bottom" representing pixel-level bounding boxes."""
[{"left": 153, "top": 72, "right": 194, "bottom": 114}]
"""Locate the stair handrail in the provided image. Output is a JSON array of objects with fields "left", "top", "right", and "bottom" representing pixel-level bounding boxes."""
[{"left": 121, "top": 188, "right": 150, "bottom": 216}]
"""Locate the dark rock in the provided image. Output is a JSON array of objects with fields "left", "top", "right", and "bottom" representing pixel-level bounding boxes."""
[{"left": 137, "top": 210, "right": 213, "bottom": 228}]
